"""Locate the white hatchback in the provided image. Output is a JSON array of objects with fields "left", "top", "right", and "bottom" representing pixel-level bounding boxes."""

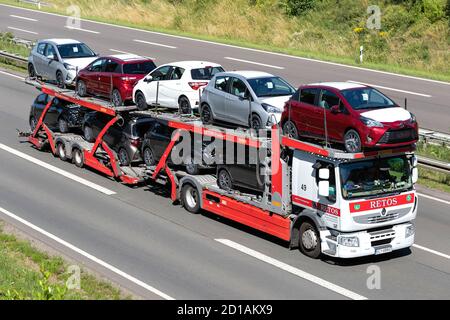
[{"left": 132, "top": 61, "right": 224, "bottom": 113}]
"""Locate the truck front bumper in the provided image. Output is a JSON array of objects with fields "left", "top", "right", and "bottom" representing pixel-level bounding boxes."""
[{"left": 321, "top": 223, "right": 415, "bottom": 259}]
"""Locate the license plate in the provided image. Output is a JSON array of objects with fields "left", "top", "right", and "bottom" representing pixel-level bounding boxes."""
[{"left": 375, "top": 245, "right": 393, "bottom": 255}]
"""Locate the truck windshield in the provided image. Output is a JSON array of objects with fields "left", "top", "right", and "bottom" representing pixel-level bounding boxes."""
[{"left": 340, "top": 156, "right": 412, "bottom": 200}]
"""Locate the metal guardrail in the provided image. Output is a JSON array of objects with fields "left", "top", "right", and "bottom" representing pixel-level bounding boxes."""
[
  {"left": 417, "top": 156, "right": 450, "bottom": 174},
  {"left": 0, "top": 50, "right": 28, "bottom": 67}
]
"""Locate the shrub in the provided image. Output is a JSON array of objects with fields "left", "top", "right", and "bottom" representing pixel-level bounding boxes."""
[{"left": 283, "top": 0, "right": 316, "bottom": 16}]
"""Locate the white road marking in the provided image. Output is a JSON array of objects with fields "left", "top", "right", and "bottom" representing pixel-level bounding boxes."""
[
  {"left": 0, "top": 205, "right": 174, "bottom": 300},
  {"left": 224, "top": 57, "right": 284, "bottom": 70},
  {"left": 413, "top": 244, "right": 450, "bottom": 260},
  {"left": 10, "top": 14, "right": 38, "bottom": 21},
  {"left": 133, "top": 39, "right": 177, "bottom": 49},
  {"left": 2, "top": 3, "right": 449, "bottom": 86},
  {"left": 0, "top": 143, "right": 116, "bottom": 196},
  {"left": 347, "top": 80, "right": 432, "bottom": 98},
  {"left": 417, "top": 193, "right": 450, "bottom": 206},
  {"left": 109, "top": 49, "right": 155, "bottom": 60},
  {"left": 0, "top": 70, "right": 25, "bottom": 80},
  {"left": 65, "top": 26, "right": 100, "bottom": 34},
  {"left": 216, "top": 239, "right": 367, "bottom": 300},
  {"left": 7, "top": 26, "right": 38, "bottom": 35}
]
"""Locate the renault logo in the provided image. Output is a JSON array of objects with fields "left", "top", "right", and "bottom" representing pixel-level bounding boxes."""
[{"left": 381, "top": 208, "right": 387, "bottom": 216}]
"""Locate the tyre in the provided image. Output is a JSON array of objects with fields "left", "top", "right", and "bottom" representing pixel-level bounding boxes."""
[
  {"left": 83, "top": 125, "right": 95, "bottom": 143},
  {"left": 344, "top": 129, "right": 362, "bottom": 153},
  {"left": 118, "top": 147, "right": 130, "bottom": 166},
  {"left": 56, "top": 70, "right": 65, "bottom": 88},
  {"left": 185, "top": 162, "right": 200, "bottom": 175},
  {"left": 58, "top": 117, "right": 69, "bottom": 133},
  {"left": 299, "top": 221, "right": 321, "bottom": 259},
  {"left": 72, "top": 148, "right": 84, "bottom": 168},
  {"left": 283, "top": 120, "right": 299, "bottom": 140},
  {"left": 56, "top": 142, "right": 67, "bottom": 161},
  {"left": 28, "top": 63, "right": 36, "bottom": 78},
  {"left": 250, "top": 114, "right": 262, "bottom": 130},
  {"left": 29, "top": 116, "right": 37, "bottom": 131},
  {"left": 143, "top": 146, "right": 156, "bottom": 166},
  {"left": 200, "top": 104, "right": 213, "bottom": 125},
  {"left": 76, "top": 80, "right": 87, "bottom": 97},
  {"left": 217, "top": 168, "right": 233, "bottom": 191},
  {"left": 178, "top": 96, "right": 192, "bottom": 115},
  {"left": 112, "top": 89, "right": 123, "bottom": 107},
  {"left": 135, "top": 92, "right": 148, "bottom": 111},
  {"left": 181, "top": 183, "right": 201, "bottom": 214}
]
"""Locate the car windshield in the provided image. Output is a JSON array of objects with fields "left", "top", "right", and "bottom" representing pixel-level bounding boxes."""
[
  {"left": 340, "top": 156, "right": 413, "bottom": 200},
  {"left": 123, "top": 61, "right": 157, "bottom": 75},
  {"left": 341, "top": 87, "right": 395, "bottom": 110},
  {"left": 57, "top": 43, "right": 96, "bottom": 59},
  {"left": 191, "top": 66, "right": 224, "bottom": 80},
  {"left": 132, "top": 119, "right": 155, "bottom": 137},
  {"left": 247, "top": 77, "right": 295, "bottom": 97}
]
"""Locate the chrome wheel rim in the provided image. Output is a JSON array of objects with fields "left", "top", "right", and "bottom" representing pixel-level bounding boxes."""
[
  {"left": 185, "top": 187, "right": 198, "bottom": 209},
  {"left": 219, "top": 171, "right": 231, "bottom": 189},
  {"left": 74, "top": 151, "right": 82, "bottom": 164},
  {"left": 58, "top": 144, "right": 65, "bottom": 158},
  {"left": 302, "top": 228, "right": 318, "bottom": 250}
]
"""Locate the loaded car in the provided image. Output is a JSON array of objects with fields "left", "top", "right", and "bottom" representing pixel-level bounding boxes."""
[
  {"left": 133, "top": 61, "right": 224, "bottom": 113},
  {"left": 281, "top": 82, "right": 419, "bottom": 153},
  {"left": 76, "top": 54, "right": 157, "bottom": 107},
  {"left": 28, "top": 39, "right": 98, "bottom": 88},
  {"left": 200, "top": 71, "right": 295, "bottom": 130},
  {"left": 29, "top": 93, "right": 86, "bottom": 133},
  {"left": 82, "top": 112, "right": 155, "bottom": 166}
]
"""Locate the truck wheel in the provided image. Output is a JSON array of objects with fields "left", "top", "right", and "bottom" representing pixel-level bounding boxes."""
[
  {"left": 217, "top": 169, "right": 233, "bottom": 191},
  {"left": 299, "top": 221, "right": 321, "bottom": 259},
  {"left": 72, "top": 148, "right": 84, "bottom": 168},
  {"left": 181, "top": 184, "right": 201, "bottom": 214},
  {"left": 58, "top": 117, "right": 69, "bottom": 133},
  {"left": 56, "top": 142, "right": 67, "bottom": 161}
]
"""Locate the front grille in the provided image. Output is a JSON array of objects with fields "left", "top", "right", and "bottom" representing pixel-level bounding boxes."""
[
  {"left": 371, "top": 238, "right": 392, "bottom": 247},
  {"left": 369, "top": 229, "right": 395, "bottom": 242},
  {"left": 353, "top": 208, "right": 410, "bottom": 224},
  {"left": 378, "top": 128, "right": 417, "bottom": 144}
]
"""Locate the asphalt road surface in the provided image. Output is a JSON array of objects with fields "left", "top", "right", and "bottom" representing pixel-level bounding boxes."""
[{"left": 0, "top": 3, "right": 449, "bottom": 133}]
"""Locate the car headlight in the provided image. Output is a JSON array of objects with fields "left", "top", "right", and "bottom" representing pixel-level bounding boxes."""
[
  {"left": 405, "top": 225, "right": 415, "bottom": 238},
  {"left": 63, "top": 63, "right": 76, "bottom": 71},
  {"left": 338, "top": 236, "right": 360, "bottom": 247},
  {"left": 261, "top": 103, "right": 281, "bottom": 114},
  {"left": 409, "top": 112, "right": 417, "bottom": 124},
  {"left": 360, "top": 116, "right": 384, "bottom": 128}
]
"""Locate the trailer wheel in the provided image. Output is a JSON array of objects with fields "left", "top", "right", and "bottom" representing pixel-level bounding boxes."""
[
  {"left": 181, "top": 184, "right": 201, "bottom": 214},
  {"left": 299, "top": 221, "right": 321, "bottom": 259},
  {"left": 73, "top": 148, "right": 84, "bottom": 168},
  {"left": 56, "top": 142, "right": 67, "bottom": 161}
]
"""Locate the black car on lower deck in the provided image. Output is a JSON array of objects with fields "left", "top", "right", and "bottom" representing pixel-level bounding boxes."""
[
  {"left": 29, "top": 93, "right": 85, "bottom": 133},
  {"left": 82, "top": 112, "right": 155, "bottom": 166}
]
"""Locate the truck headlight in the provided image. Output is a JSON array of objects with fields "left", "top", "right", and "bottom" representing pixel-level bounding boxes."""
[
  {"left": 261, "top": 103, "right": 281, "bottom": 114},
  {"left": 405, "top": 225, "right": 415, "bottom": 238},
  {"left": 360, "top": 116, "right": 383, "bottom": 128},
  {"left": 338, "top": 236, "right": 360, "bottom": 247}
]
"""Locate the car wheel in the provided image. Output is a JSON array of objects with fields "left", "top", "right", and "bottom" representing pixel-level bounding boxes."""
[
  {"left": 185, "top": 162, "right": 200, "bottom": 175},
  {"left": 29, "top": 116, "right": 37, "bottom": 131},
  {"left": 135, "top": 92, "right": 148, "bottom": 111},
  {"left": 283, "top": 120, "right": 299, "bottom": 139},
  {"left": 299, "top": 221, "right": 321, "bottom": 259},
  {"left": 143, "top": 146, "right": 156, "bottom": 166},
  {"left": 83, "top": 125, "right": 95, "bottom": 143},
  {"left": 72, "top": 148, "right": 84, "bottom": 168},
  {"left": 344, "top": 129, "right": 362, "bottom": 153},
  {"left": 217, "top": 169, "right": 233, "bottom": 191},
  {"left": 250, "top": 114, "right": 262, "bottom": 130},
  {"left": 28, "top": 63, "right": 36, "bottom": 78},
  {"left": 181, "top": 183, "right": 201, "bottom": 214},
  {"left": 58, "top": 117, "right": 69, "bottom": 133},
  {"left": 179, "top": 96, "right": 192, "bottom": 115},
  {"left": 56, "top": 70, "right": 65, "bottom": 89},
  {"left": 56, "top": 142, "right": 67, "bottom": 161},
  {"left": 118, "top": 148, "right": 130, "bottom": 166},
  {"left": 200, "top": 104, "right": 213, "bottom": 125},
  {"left": 112, "top": 89, "right": 123, "bottom": 107},
  {"left": 76, "top": 80, "right": 87, "bottom": 97}
]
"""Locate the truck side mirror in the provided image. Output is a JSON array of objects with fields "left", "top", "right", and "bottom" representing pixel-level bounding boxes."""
[
  {"left": 318, "top": 180, "right": 330, "bottom": 197},
  {"left": 412, "top": 167, "right": 418, "bottom": 184},
  {"left": 319, "top": 168, "right": 330, "bottom": 180}
]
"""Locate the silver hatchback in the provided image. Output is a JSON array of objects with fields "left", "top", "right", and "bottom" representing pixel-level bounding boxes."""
[{"left": 28, "top": 39, "right": 98, "bottom": 87}]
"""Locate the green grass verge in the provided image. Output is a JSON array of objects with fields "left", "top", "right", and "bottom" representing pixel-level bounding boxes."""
[
  {"left": 419, "top": 167, "right": 450, "bottom": 193},
  {"left": 0, "top": 222, "right": 129, "bottom": 300},
  {"left": 417, "top": 140, "right": 450, "bottom": 163},
  {"left": 0, "top": 0, "right": 449, "bottom": 83}
]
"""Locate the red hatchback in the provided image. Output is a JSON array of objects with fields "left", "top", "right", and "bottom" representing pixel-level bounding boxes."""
[
  {"left": 280, "top": 82, "right": 418, "bottom": 153},
  {"left": 76, "top": 54, "right": 157, "bottom": 107}
]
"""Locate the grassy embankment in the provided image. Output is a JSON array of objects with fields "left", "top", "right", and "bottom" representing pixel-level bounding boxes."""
[
  {"left": 0, "top": 222, "right": 128, "bottom": 300},
  {"left": 0, "top": 0, "right": 449, "bottom": 81}
]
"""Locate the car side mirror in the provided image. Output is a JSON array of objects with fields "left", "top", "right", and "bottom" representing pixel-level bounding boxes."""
[
  {"left": 47, "top": 53, "right": 56, "bottom": 61},
  {"left": 238, "top": 92, "right": 247, "bottom": 100},
  {"left": 330, "top": 105, "right": 341, "bottom": 114},
  {"left": 144, "top": 75, "right": 153, "bottom": 83}
]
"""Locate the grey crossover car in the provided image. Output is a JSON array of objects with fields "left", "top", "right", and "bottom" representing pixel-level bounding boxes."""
[
  {"left": 28, "top": 39, "right": 98, "bottom": 87},
  {"left": 199, "top": 71, "right": 295, "bottom": 129}
]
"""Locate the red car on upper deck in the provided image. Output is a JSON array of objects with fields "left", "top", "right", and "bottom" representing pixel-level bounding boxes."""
[
  {"left": 280, "top": 82, "right": 419, "bottom": 153},
  {"left": 76, "top": 54, "right": 157, "bottom": 107}
]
